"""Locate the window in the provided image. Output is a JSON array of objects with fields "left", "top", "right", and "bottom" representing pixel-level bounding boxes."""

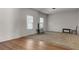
[
  {"left": 40, "top": 17, "right": 44, "bottom": 29},
  {"left": 26, "top": 16, "right": 33, "bottom": 29}
]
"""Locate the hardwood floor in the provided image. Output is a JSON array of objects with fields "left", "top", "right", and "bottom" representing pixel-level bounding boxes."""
[
  {"left": 27, "top": 32, "right": 79, "bottom": 49},
  {"left": 0, "top": 37, "right": 70, "bottom": 50}
]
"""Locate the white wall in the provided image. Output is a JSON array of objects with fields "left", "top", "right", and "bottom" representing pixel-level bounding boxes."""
[
  {"left": 0, "top": 8, "right": 47, "bottom": 42},
  {"left": 0, "top": 9, "right": 7, "bottom": 41},
  {"left": 20, "top": 9, "right": 47, "bottom": 36},
  {"left": 0, "top": 8, "right": 21, "bottom": 42},
  {"left": 77, "top": 9, "right": 79, "bottom": 34},
  {"left": 48, "top": 10, "right": 78, "bottom": 32}
]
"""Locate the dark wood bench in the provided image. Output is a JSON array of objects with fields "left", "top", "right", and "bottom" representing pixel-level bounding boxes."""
[{"left": 62, "top": 28, "right": 72, "bottom": 34}]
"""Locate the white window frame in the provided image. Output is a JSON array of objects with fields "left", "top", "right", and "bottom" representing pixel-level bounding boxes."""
[
  {"left": 40, "top": 17, "right": 44, "bottom": 29},
  {"left": 26, "top": 15, "right": 33, "bottom": 30}
]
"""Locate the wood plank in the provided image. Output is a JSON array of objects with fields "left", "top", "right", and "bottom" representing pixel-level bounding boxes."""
[{"left": 0, "top": 37, "right": 70, "bottom": 50}]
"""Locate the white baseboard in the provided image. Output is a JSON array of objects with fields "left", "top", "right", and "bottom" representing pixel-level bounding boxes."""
[{"left": 0, "top": 32, "right": 37, "bottom": 43}]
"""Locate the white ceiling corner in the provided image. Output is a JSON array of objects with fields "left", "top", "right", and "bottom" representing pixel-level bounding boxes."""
[{"left": 33, "top": 8, "right": 78, "bottom": 14}]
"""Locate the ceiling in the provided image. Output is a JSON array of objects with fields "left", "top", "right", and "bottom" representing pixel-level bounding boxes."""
[{"left": 33, "top": 8, "right": 78, "bottom": 14}]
